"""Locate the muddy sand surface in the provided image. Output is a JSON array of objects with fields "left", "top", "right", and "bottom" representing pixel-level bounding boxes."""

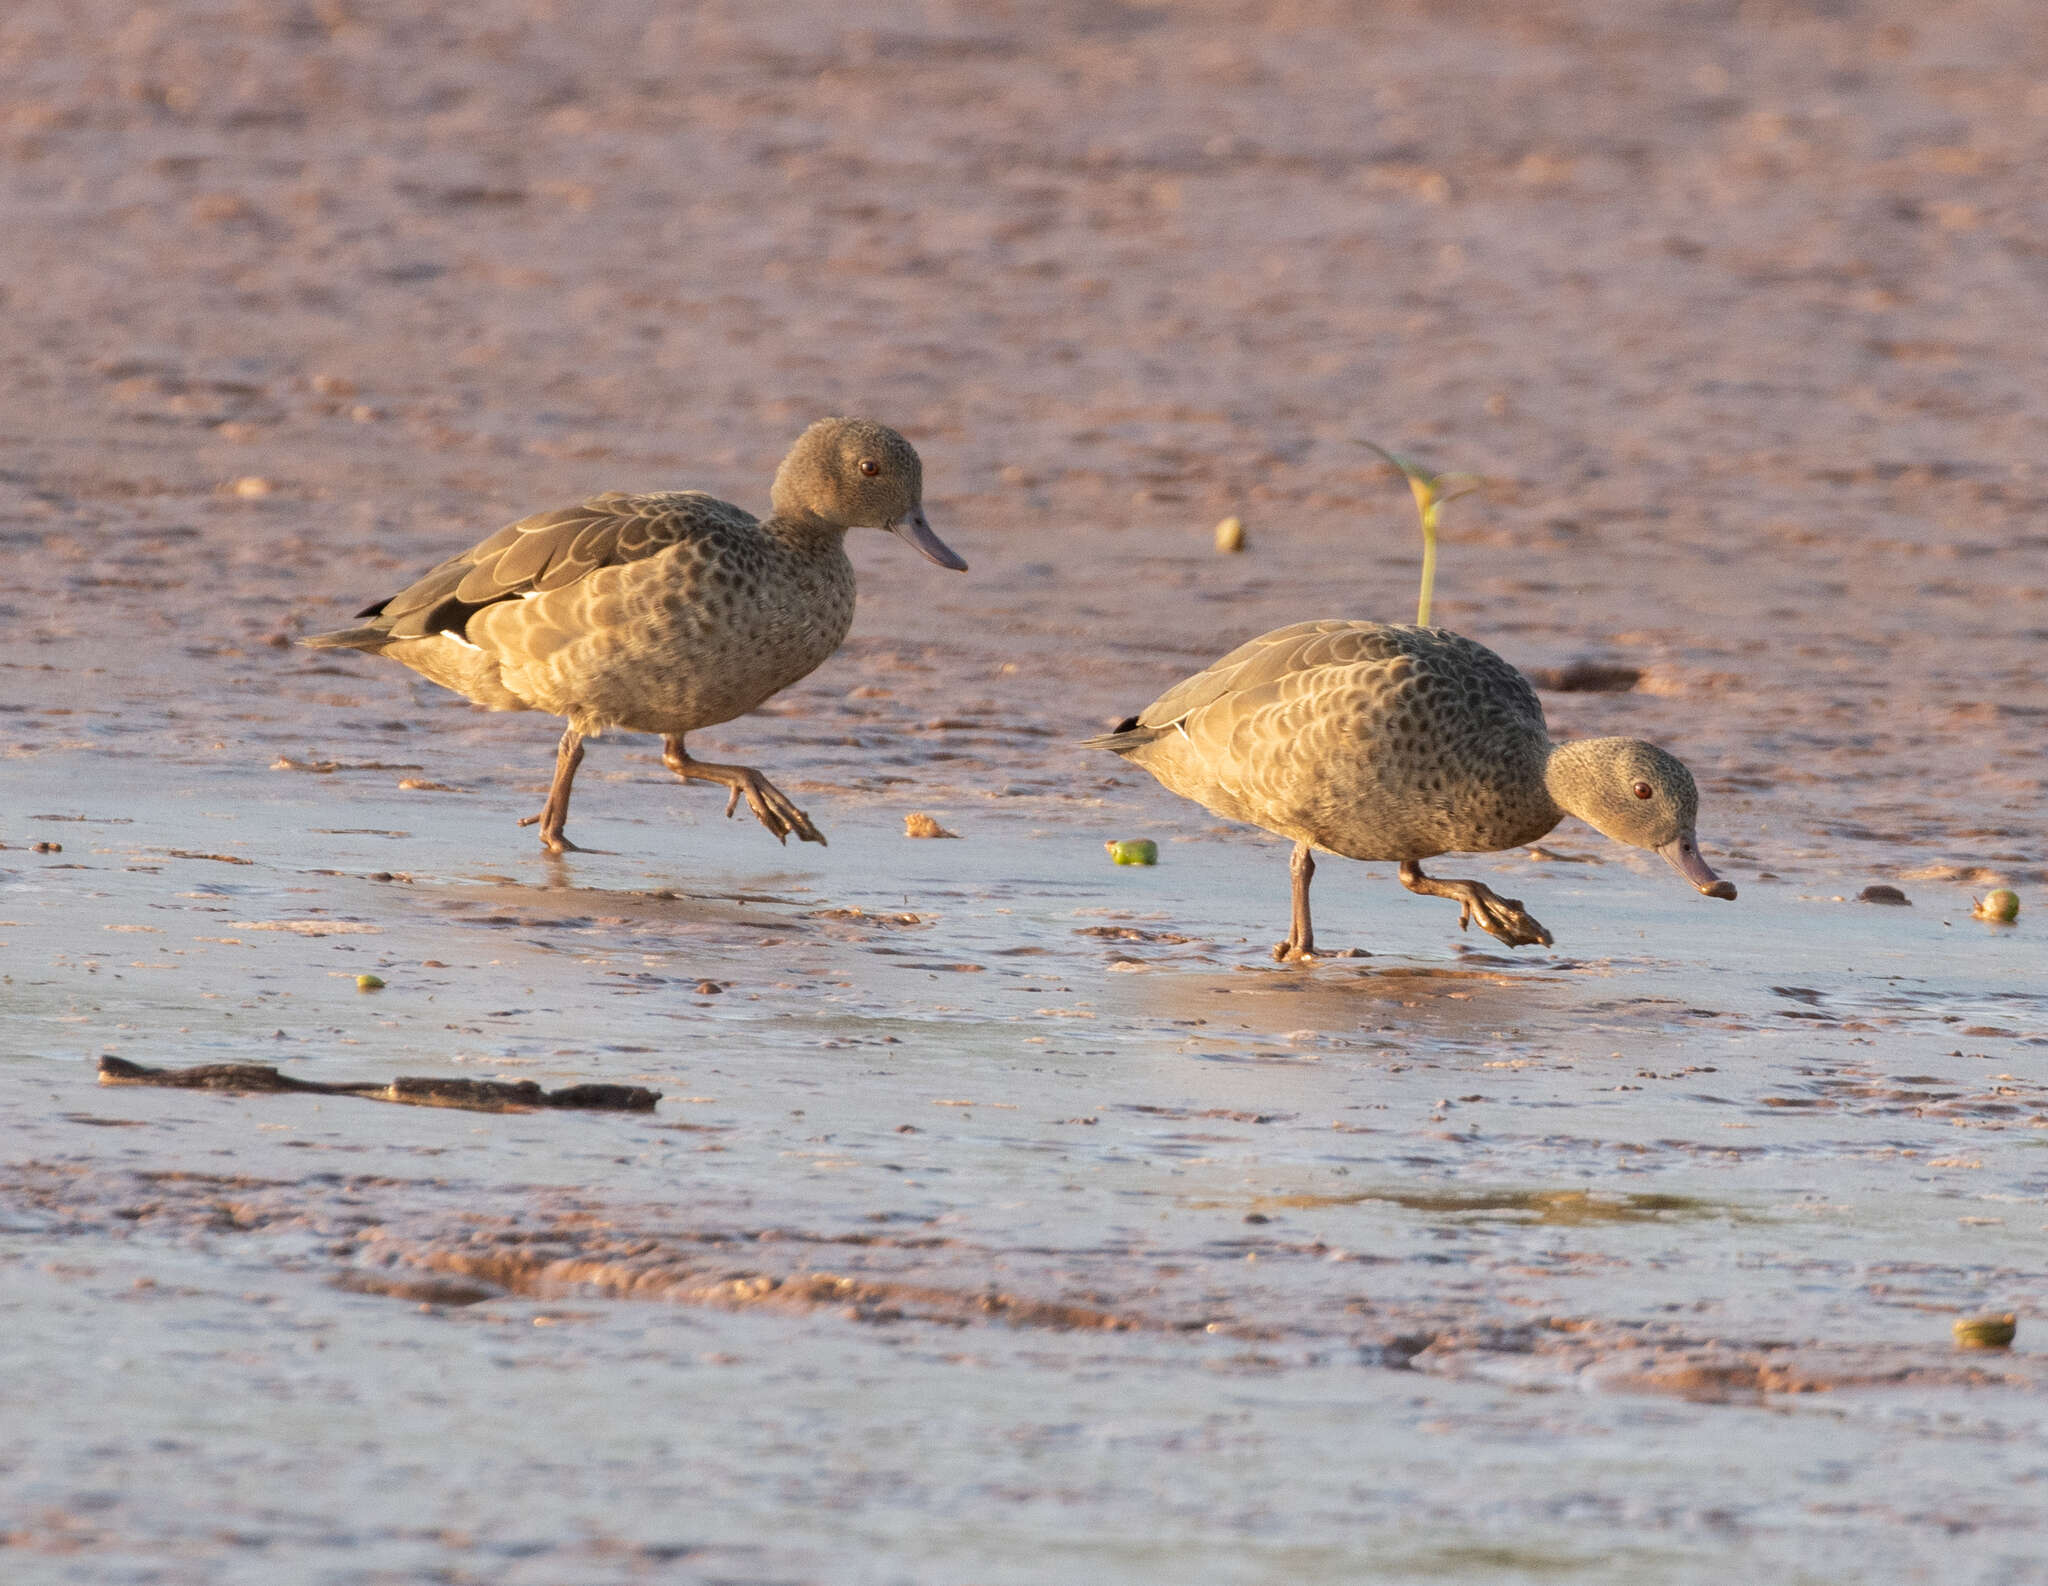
[{"left": 4, "top": 1, "right": 2047, "bottom": 1582}]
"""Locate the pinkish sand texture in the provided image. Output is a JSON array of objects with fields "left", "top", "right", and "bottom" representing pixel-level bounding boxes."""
[{"left": 4, "top": 3, "right": 2047, "bottom": 1583}]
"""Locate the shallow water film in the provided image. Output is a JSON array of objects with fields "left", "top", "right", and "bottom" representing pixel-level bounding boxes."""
[{"left": 4, "top": 2, "right": 2047, "bottom": 1584}]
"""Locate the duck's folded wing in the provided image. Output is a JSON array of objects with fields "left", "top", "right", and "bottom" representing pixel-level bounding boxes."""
[
  {"left": 356, "top": 492, "right": 755, "bottom": 642},
  {"left": 1137, "top": 620, "right": 1413, "bottom": 728}
]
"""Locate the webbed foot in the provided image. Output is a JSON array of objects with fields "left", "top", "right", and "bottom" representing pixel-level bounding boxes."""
[
  {"left": 665, "top": 737, "right": 827, "bottom": 846},
  {"left": 1400, "top": 860, "right": 1554, "bottom": 948},
  {"left": 516, "top": 811, "right": 584, "bottom": 855},
  {"left": 717, "top": 770, "right": 827, "bottom": 846}
]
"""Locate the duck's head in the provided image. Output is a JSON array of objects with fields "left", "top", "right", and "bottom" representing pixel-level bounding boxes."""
[
  {"left": 771, "top": 418, "right": 967, "bottom": 571},
  {"left": 1548, "top": 738, "right": 1737, "bottom": 900}
]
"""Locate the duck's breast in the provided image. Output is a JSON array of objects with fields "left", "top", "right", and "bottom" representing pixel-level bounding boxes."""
[
  {"left": 477, "top": 535, "right": 856, "bottom": 736},
  {"left": 1312, "top": 640, "right": 1557, "bottom": 859}
]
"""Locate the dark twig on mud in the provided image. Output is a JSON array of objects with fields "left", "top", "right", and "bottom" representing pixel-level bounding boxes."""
[{"left": 97, "top": 1056, "right": 659, "bottom": 1113}]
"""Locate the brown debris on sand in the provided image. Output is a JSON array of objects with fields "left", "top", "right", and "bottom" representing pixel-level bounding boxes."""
[
  {"left": 1524, "top": 660, "right": 1642, "bottom": 693},
  {"left": 97, "top": 1056, "right": 658, "bottom": 1113},
  {"left": 419, "top": 1247, "right": 1148, "bottom": 1333}
]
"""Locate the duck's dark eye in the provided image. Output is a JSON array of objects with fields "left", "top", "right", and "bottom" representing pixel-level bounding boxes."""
[
  {"left": 1632, "top": 780, "right": 1654, "bottom": 800},
  {"left": 858, "top": 458, "right": 881, "bottom": 478}
]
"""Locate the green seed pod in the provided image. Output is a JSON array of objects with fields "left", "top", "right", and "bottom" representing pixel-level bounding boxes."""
[
  {"left": 1973, "top": 889, "right": 2020, "bottom": 923},
  {"left": 1953, "top": 1312, "right": 2017, "bottom": 1349},
  {"left": 356, "top": 973, "right": 386, "bottom": 991},
  {"left": 1106, "top": 839, "right": 1158, "bottom": 866}
]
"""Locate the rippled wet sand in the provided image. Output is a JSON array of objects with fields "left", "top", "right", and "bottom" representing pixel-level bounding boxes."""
[{"left": 5, "top": 2, "right": 2048, "bottom": 1582}]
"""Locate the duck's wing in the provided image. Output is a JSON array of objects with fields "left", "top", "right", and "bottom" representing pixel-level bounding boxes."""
[
  {"left": 353, "top": 491, "right": 757, "bottom": 643},
  {"left": 1132, "top": 620, "right": 1418, "bottom": 729},
  {"left": 1089, "top": 621, "right": 1545, "bottom": 758}
]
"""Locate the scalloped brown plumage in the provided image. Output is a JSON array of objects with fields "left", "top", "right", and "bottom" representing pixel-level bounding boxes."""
[
  {"left": 1086, "top": 620, "right": 1734, "bottom": 960},
  {"left": 303, "top": 418, "right": 966, "bottom": 854}
]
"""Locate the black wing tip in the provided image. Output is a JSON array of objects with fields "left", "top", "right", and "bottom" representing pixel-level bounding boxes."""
[
  {"left": 1081, "top": 714, "right": 1154, "bottom": 754},
  {"left": 419, "top": 595, "right": 491, "bottom": 642}
]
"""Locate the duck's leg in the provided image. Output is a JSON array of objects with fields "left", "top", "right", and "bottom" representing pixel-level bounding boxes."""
[
  {"left": 1273, "top": 841, "right": 1318, "bottom": 961},
  {"left": 663, "top": 735, "right": 826, "bottom": 846},
  {"left": 516, "top": 724, "right": 586, "bottom": 854},
  {"left": 1398, "top": 860, "right": 1553, "bottom": 948}
]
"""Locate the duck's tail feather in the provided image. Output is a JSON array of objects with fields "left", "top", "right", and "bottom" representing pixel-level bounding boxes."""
[
  {"left": 299, "top": 626, "right": 390, "bottom": 653},
  {"left": 1081, "top": 714, "right": 1160, "bottom": 756}
]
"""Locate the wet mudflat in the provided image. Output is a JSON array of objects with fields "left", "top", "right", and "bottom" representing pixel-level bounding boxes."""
[
  {"left": 8, "top": 753, "right": 2047, "bottom": 1584},
  {"left": 5, "top": 1, "right": 2048, "bottom": 1583}
]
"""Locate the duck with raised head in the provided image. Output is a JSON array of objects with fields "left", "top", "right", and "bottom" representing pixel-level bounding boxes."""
[
  {"left": 1085, "top": 620, "right": 1735, "bottom": 960},
  {"left": 304, "top": 418, "right": 966, "bottom": 853}
]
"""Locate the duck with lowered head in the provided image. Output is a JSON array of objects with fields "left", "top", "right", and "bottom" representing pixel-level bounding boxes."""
[{"left": 1086, "top": 620, "right": 1735, "bottom": 960}]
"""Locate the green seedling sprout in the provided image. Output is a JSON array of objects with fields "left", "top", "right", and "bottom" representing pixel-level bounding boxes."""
[{"left": 1360, "top": 441, "right": 1480, "bottom": 627}]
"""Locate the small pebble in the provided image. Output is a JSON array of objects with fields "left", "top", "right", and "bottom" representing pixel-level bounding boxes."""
[
  {"left": 1858, "top": 884, "right": 1910, "bottom": 906},
  {"left": 1213, "top": 515, "right": 1246, "bottom": 553},
  {"left": 33, "top": 840, "right": 62, "bottom": 853},
  {"left": 1972, "top": 888, "right": 2020, "bottom": 923},
  {"left": 903, "top": 812, "right": 959, "bottom": 839},
  {"left": 1953, "top": 1312, "right": 2017, "bottom": 1350},
  {"left": 355, "top": 973, "right": 386, "bottom": 991},
  {"left": 1106, "top": 838, "right": 1158, "bottom": 866},
  {"left": 230, "top": 475, "right": 272, "bottom": 498}
]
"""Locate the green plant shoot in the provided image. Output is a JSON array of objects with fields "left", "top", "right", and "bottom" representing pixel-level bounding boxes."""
[{"left": 1360, "top": 441, "right": 1480, "bottom": 626}]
